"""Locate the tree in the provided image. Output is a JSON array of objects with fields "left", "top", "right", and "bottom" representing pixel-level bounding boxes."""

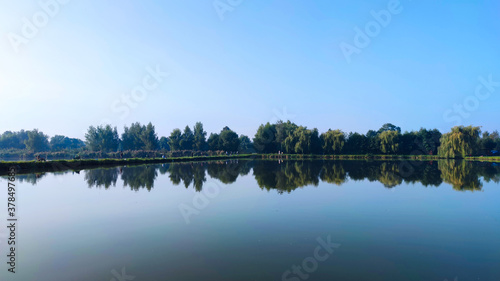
[
  {"left": 253, "top": 123, "right": 277, "bottom": 153},
  {"left": 219, "top": 127, "right": 240, "bottom": 151},
  {"left": 344, "top": 132, "right": 368, "bottom": 154},
  {"left": 180, "top": 126, "right": 194, "bottom": 150},
  {"left": 399, "top": 131, "right": 418, "bottom": 155},
  {"left": 0, "top": 130, "right": 28, "bottom": 150},
  {"left": 379, "top": 130, "right": 400, "bottom": 154},
  {"left": 140, "top": 122, "right": 159, "bottom": 150},
  {"left": 438, "top": 126, "right": 481, "bottom": 158},
  {"left": 100, "top": 125, "right": 120, "bottom": 152},
  {"left": 159, "top": 137, "right": 170, "bottom": 150},
  {"left": 169, "top": 129, "right": 182, "bottom": 151},
  {"left": 288, "top": 126, "right": 321, "bottom": 154},
  {"left": 416, "top": 128, "right": 441, "bottom": 155},
  {"left": 275, "top": 120, "right": 299, "bottom": 152},
  {"left": 193, "top": 122, "right": 207, "bottom": 151},
  {"left": 321, "top": 129, "right": 345, "bottom": 154},
  {"left": 85, "top": 126, "right": 100, "bottom": 151},
  {"left": 238, "top": 135, "right": 253, "bottom": 153},
  {"left": 207, "top": 133, "right": 220, "bottom": 151},
  {"left": 24, "top": 129, "right": 49, "bottom": 152},
  {"left": 366, "top": 130, "right": 380, "bottom": 153},
  {"left": 378, "top": 123, "right": 401, "bottom": 134},
  {"left": 84, "top": 125, "right": 119, "bottom": 152},
  {"left": 50, "top": 135, "right": 85, "bottom": 151},
  {"left": 122, "top": 122, "right": 145, "bottom": 150},
  {"left": 479, "top": 131, "right": 500, "bottom": 154}
]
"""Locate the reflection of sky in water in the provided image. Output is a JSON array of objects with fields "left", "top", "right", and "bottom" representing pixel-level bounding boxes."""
[{"left": 0, "top": 160, "right": 499, "bottom": 281}]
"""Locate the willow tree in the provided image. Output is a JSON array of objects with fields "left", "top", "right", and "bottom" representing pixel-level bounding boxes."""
[
  {"left": 285, "top": 126, "right": 321, "bottom": 154},
  {"left": 438, "top": 126, "right": 481, "bottom": 158},
  {"left": 321, "top": 129, "right": 345, "bottom": 154},
  {"left": 438, "top": 159, "right": 482, "bottom": 191},
  {"left": 379, "top": 130, "right": 400, "bottom": 154}
]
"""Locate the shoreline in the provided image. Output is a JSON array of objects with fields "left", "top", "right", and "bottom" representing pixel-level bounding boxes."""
[{"left": 1, "top": 154, "right": 499, "bottom": 176}]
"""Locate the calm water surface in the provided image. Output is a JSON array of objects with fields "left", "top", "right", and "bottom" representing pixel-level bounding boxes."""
[{"left": 1, "top": 160, "right": 499, "bottom": 281}]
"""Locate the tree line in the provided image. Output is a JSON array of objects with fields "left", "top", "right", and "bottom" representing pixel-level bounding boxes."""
[
  {"left": 82, "top": 122, "right": 252, "bottom": 154},
  {"left": 0, "top": 129, "right": 84, "bottom": 152},
  {"left": 254, "top": 121, "right": 499, "bottom": 157},
  {"left": 1, "top": 121, "right": 499, "bottom": 158}
]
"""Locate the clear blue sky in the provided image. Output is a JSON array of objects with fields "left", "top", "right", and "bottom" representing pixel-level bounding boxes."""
[{"left": 1, "top": 0, "right": 499, "bottom": 139}]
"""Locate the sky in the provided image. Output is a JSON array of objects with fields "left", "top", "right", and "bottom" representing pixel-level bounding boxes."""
[{"left": 0, "top": 0, "right": 499, "bottom": 140}]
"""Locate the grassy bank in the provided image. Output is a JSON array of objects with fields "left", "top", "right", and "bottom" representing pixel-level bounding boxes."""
[
  {"left": 2, "top": 154, "right": 499, "bottom": 176},
  {"left": 0, "top": 154, "right": 254, "bottom": 175}
]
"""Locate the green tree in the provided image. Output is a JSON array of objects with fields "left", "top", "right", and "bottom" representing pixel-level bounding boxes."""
[
  {"left": 219, "top": 127, "right": 240, "bottom": 151},
  {"left": 180, "top": 126, "right": 194, "bottom": 150},
  {"left": 378, "top": 123, "right": 401, "bottom": 134},
  {"left": 207, "top": 133, "right": 220, "bottom": 151},
  {"left": 121, "top": 122, "right": 145, "bottom": 150},
  {"left": 379, "top": 130, "right": 400, "bottom": 154},
  {"left": 479, "top": 131, "right": 500, "bottom": 154},
  {"left": 0, "top": 130, "right": 28, "bottom": 149},
  {"left": 159, "top": 137, "right": 170, "bottom": 150},
  {"left": 291, "top": 126, "right": 321, "bottom": 154},
  {"left": 253, "top": 123, "right": 277, "bottom": 153},
  {"left": 344, "top": 132, "right": 368, "bottom": 154},
  {"left": 438, "top": 126, "right": 481, "bottom": 158},
  {"left": 140, "top": 122, "right": 159, "bottom": 150},
  {"left": 24, "top": 129, "right": 49, "bottom": 152},
  {"left": 50, "top": 135, "right": 85, "bottom": 151},
  {"left": 416, "top": 128, "right": 442, "bottom": 155},
  {"left": 399, "top": 131, "right": 418, "bottom": 155},
  {"left": 169, "top": 129, "right": 182, "bottom": 151},
  {"left": 366, "top": 130, "right": 381, "bottom": 154},
  {"left": 275, "top": 120, "right": 298, "bottom": 152},
  {"left": 193, "top": 122, "right": 207, "bottom": 151},
  {"left": 84, "top": 125, "right": 119, "bottom": 152},
  {"left": 238, "top": 135, "right": 253, "bottom": 153},
  {"left": 321, "top": 129, "right": 345, "bottom": 154}
]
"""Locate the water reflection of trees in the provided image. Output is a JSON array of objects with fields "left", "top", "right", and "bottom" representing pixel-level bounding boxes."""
[
  {"left": 85, "top": 168, "right": 118, "bottom": 189},
  {"left": 14, "top": 159, "right": 500, "bottom": 193},
  {"left": 254, "top": 161, "right": 322, "bottom": 193},
  {"left": 168, "top": 162, "right": 206, "bottom": 191},
  {"left": 121, "top": 165, "right": 158, "bottom": 191},
  {"left": 11, "top": 173, "right": 47, "bottom": 185},
  {"left": 437, "top": 160, "right": 494, "bottom": 191},
  {"left": 4, "top": 170, "right": 72, "bottom": 186},
  {"left": 253, "top": 160, "right": 498, "bottom": 192},
  {"left": 168, "top": 160, "right": 251, "bottom": 190}
]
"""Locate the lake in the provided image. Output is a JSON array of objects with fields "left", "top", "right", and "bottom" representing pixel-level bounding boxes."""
[{"left": 1, "top": 159, "right": 499, "bottom": 281}]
